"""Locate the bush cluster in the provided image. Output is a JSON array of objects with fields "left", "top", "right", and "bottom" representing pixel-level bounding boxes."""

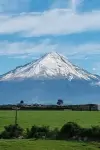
[
  {"left": 0, "top": 122, "right": 100, "bottom": 142},
  {"left": 26, "top": 125, "right": 50, "bottom": 139},
  {"left": 0, "top": 124, "right": 23, "bottom": 139}
]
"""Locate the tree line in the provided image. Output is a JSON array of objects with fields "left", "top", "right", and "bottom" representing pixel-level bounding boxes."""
[{"left": 0, "top": 102, "right": 98, "bottom": 111}]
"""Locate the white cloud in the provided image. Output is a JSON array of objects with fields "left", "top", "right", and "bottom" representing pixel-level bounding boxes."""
[
  {"left": 0, "top": 40, "right": 57, "bottom": 56},
  {"left": 0, "top": 9, "right": 100, "bottom": 36},
  {"left": 66, "top": 43, "right": 100, "bottom": 56},
  {"left": 50, "top": 0, "right": 84, "bottom": 13},
  {"left": 9, "top": 55, "right": 30, "bottom": 59},
  {"left": 92, "top": 62, "right": 100, "bottom": 73},
  {"left": 93, "top": 68, "right": 96, "bottom": 71},
  {"left": 51, "top": 0, "right": 68, "bottom": 9},
  {"left": 0, "top": 40, "right": 100, "bottom": 58}
]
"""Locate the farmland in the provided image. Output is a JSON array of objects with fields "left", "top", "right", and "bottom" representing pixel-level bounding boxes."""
[
  {"left": 0, "top": 110, "right": 100, "bottom": 150},
  {"left": 0, "top": 110, "right": 100, "bottom": 131},
  {"left": 0, "top": 140, "right": 100, "bottom": 150}
]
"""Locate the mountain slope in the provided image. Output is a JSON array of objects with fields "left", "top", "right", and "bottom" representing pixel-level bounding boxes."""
[
  {"left": 0, "top": 52, "right": 98, "bottom": 81},
  {"left": 0, "top": 52, "right": 100, "bottom": 104}
]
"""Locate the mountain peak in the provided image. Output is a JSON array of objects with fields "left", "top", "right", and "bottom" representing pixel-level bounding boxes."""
[
  {"left": 0, "top": 52, "right": 98, "bottom": 81},
  {"left": 41, "top": 51, "right": 64, "bottom": 60},
  {"left": 46, "top": 51, "right": 59, "bottom": 56}
]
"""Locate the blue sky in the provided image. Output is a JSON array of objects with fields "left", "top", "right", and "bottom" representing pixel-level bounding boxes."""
[{"left": 0, "top": 0, "right": 100, "bottom": 75}]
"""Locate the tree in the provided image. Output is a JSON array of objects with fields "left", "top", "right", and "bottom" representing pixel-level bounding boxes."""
[
  {"left": 20, "top": 100, "right": 24, "bottom": 105},
  {"left": 57, "top": 99, "right": 63, "bottom": 106}
]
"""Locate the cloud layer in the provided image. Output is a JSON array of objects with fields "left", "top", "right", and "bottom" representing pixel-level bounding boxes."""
[
  {"left": 0, "top": 9, "right": 100, "bottom": 36},
  {"left": 0, "top": 40, "right": 100, "bottom": 58},
  {"left": 0, "top": 40, "right": 57, "bottom": 56}
]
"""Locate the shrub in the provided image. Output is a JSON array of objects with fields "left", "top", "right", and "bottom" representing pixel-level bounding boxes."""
[
  {"left": 80, "top": 126, "right": 100, "bottom": 141},
  {"left": 0, "top": 122, "right": 100, "bottom": 141},
  {"left": 0, "top": 124, "right": 23, "bottom": 139},
  {"left": 59, "top": 122, "right": 81, "bottom": 139},
  {"left": 80, "top": 128, "right": 92, "bottom": 139},
  {"left": 26, "top": 125, "right": 50, "bottom": 139},
  {"left": 47, "top": 128, "right": 59, "bottom": 140},
  {"left": 91, "top": 126, "right": 100, "bottom": 139}
]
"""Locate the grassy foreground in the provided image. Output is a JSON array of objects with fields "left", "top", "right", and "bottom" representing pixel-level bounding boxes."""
[
  {"left": 0, "top": 111, "right": 100, "bottom": 150},
  {"left": 0, "top": 140, "right": 100, "bottom": 150},
  {"left": 0, "top": 111, "right": 100, "bottom": 131}
]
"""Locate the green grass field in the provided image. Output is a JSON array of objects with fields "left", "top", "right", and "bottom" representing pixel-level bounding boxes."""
[
  {"left": 0, "top": 140, "right": 100, "bottom": 150},
  {"left": 0, "top": 110, "right": 100, "bottom": 131},
  {"left": 0, "top": 110, "right": 100, "bottom": 150}
]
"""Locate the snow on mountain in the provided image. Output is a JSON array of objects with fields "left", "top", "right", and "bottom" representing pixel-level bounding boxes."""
[
  {"left": 0, "top": 52, "right": 98, "bottom": 81},
  {"left": 0, "top": 52, "right": 100, "bottom": 104}
]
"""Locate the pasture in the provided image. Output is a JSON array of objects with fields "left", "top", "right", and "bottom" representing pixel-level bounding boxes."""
[
  {"left": 0, "top": 110, "right": 100, "bottom": 150},
  {"left": 0, "top": 110, "right": 100, "bottom": 131},
  {"left": 0, "top": 140, "right": 100, "bottom": 150}
]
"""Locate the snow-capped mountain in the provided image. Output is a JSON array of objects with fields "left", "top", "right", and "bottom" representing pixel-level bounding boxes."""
[
  {"left": 0, "top": 52, "right": 98, "bottom": 81},
  {"left": 0, "top": 52, "right": 100, "bottom": 105}
]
